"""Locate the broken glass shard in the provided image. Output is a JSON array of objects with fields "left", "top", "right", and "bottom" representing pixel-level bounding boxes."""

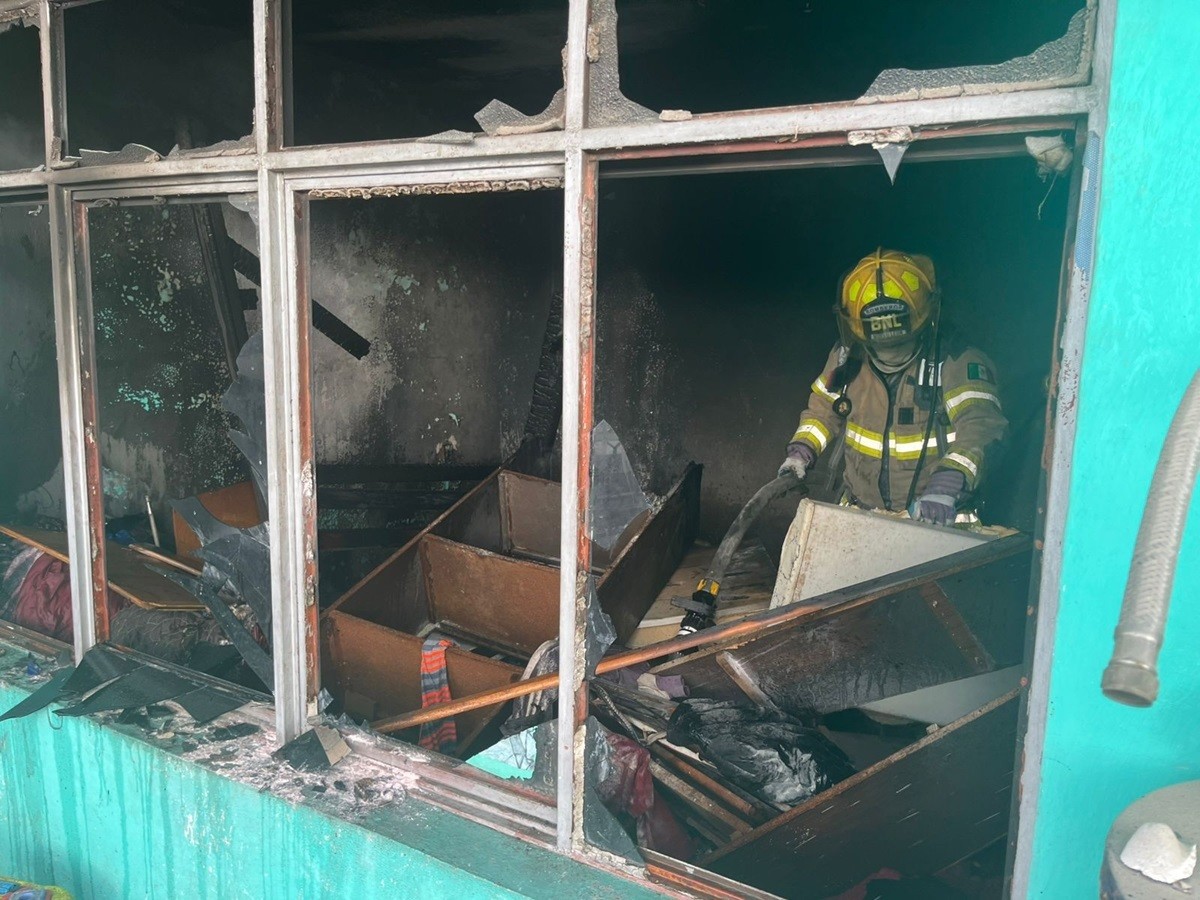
[
  {"left": 590, "top": 420, "right": 650, "bottom": 551},
  {"left": 875, "top": 142, "right": 909, "bottom": 185}
]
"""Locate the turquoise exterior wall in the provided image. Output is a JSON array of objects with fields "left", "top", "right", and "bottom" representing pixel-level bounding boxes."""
[
  {"left": 0, "top": 679, "right": 652, "bottom": 899},
  {"left": 1028, "top": 0, "right": 1200, "bottom": 895}
]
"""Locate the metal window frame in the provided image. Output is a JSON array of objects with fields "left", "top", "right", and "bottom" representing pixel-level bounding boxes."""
[
  {"left": 0, "top": 0, "right": 1113, "bottom": 869},
  {"left": 266, "top": 161, "right": 569, "bottom": 745},
  {"left": 1008, "top": 0, "right": 1118, "bottom": 892}
]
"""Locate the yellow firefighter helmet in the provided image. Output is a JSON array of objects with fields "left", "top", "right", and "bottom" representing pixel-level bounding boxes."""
[{"left": 836, "top": 248, "right": 938, "bottom": 348}]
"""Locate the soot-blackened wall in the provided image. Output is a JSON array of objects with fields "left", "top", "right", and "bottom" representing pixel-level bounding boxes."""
[
  {"left": 307, "top": 191, "right": 564, "bottom": 469},
  {"left": 0, "top": 205, "right": 60, "bottom": 519},
  {"left": 88, "top": 204, "right": 252, "bottom": 524}
]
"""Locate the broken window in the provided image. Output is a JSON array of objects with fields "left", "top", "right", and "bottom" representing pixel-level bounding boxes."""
[
  {"left": 290, "top": 0, "right": 568, "bottom": 145},
  {"left": 309, "top": 186, "right": 566, "bottom": 769},
  {"left": 0, "top": 17, "right": 45, "bottom": 171},
  {"left": 580, "top": 142, "right": 1074, "bottom": 891},
  {"left": 63, "top": 0, "right": 253, "bottom": 159},
  {"left": 82, "top": 197, "right": 273, "bottom": 693},
  {"left": 0, "top": 200, "right": 65, "bottom": 643},
  {"left": 0, "top": 0, "right": 1107, "bottom": 884},
  {"left": 615, "top": 0, "right": 1091, "bottom": 116}
]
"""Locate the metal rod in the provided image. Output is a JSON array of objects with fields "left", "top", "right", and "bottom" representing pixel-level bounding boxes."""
[
  {"left": 368, "top": 606, "right": 804, "bottom": 734},
  {"left": 289, "top": 164, "right": 564, "bottom": 195},
  {"left": 294, "top": 190, "right": 320, "bottom": 717},
  {"left": 0, "top": 173, "right": 48, "bottom": 193},
  {"left": 278, "top": 0, "right": 294, "bottom": 149},
  {"left": 67, "top": 182, "right": 258, "bottom": 203},
  {"left": 593, "top": 117, "right": 1077, "bottom": 163},
  {"left": 603, "top": 139, "right": 1034, "bottom": 181},
  {"left": 144, "top": 495, "right": 160, "bottom": 547},
  {"left": 254, "top": 0, "right": 318, "bottom": 745},
  {"left": 253, "top": 0, "right": 273, "bottom": 158}
]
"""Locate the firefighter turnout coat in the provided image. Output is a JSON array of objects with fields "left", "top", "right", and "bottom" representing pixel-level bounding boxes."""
[{"left": 790, "top": 340, "right": 1009, "bottom": 511}]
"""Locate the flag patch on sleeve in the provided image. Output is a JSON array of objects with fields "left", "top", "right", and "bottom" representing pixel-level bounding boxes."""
[{"left": 968, "top": 362, "right": 994, "bottom": 383}]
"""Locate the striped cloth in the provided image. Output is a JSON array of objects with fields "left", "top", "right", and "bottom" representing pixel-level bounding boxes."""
[{"left": 417, "top": 637, "right": 458, "bottom": 754}]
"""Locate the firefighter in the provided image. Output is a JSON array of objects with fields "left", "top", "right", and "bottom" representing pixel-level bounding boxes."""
[{"left": 778, "top": 248, "right": 1008, "bottom": 525}]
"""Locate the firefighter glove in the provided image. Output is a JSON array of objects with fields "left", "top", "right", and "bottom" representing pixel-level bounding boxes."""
[
  {"left": 910, "top": 468, "right": 965, "bottom": 526},
  {"left": 779, "top": 443, "right": 816, "bottom": 481}
]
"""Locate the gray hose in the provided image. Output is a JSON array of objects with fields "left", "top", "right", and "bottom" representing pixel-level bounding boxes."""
[
  {"left": 706, "top": 474, "right": 805, "bottom": 588},
  {"left": 674, "top": 474, "right": 804, "bottom": 640},
  {"left": 1102, "top": 369, "right": 1200, "bottom": 707}
]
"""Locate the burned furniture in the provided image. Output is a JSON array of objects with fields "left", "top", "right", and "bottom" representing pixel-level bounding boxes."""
[
  {"left": 638, "top": 533, "right": 1031, "bottom": 895},
  {"left": 770, "top": 498, "right": 1001, "bottom": 609},
  {"left": 322, "top": 463, "right": 701, "bottom": 755},
  {"left": 391, "top": 528, "right": 1033, "bottom": 893},
  {"left": 652, "top": 533, "right": 1031, "bottom": 715},
  {"left": 704, "top": 690, "right": 1022, "bottom": 898},
  {"left": 0, "top": 524, "right": 204, "bottom": 615}
]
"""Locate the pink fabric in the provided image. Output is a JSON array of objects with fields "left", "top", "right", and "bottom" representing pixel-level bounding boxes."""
[
  {"left": 598, "top": 731, "right": 696, "bottom": 861},
  {"left": 11, "top": 553, "right": 128, "bottom": 643},
  {"left": 13, "top": 555, "right": 73, "bottom": 642}
]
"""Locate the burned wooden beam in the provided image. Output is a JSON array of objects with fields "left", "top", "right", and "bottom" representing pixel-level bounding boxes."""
[
  {"left": 648, "top": 742, "right": 776, "bottom": 827},
  {"left": 311, "top": 300, "right": 371, "bottom": 359},
  {"left": 649, "top": 758, "right": 754, "bottom": 840},
  {"left": 226, "top": 237, "right": 372, "bottom": 360},
  {"left": 227, "top": 238, "right": 261, "bottom": 285},
  {"left": 0, "top": 524, "right": 204, "bottom": 612},
  {"left": 193, "top": 204, "right": 249, "bottom": 377}
]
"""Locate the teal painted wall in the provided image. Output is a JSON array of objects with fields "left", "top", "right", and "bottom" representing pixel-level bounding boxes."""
[
  {"left": 1028, "top": 0, "right": 1200, "bottom": 895},
  {"left": 0, "top": 681, "right": 653, "bottom": 900}
]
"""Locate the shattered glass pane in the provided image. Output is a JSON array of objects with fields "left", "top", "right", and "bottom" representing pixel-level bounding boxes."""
[
  {"left": 0, "top": 21, "right": 44, "bottom": 171},
  {"left": 88, "top": 200, "right": 271, "bottom": 690},
  {"left": 475, "top": 0, "right": 657, "bottom": 136},
  {"left": 62, "top": 1, "right": 253, "bottom": 158},
  {"left": 590, "top": 420, "right": 650, "bottom": 552},
  {"left": 613, "top": 0, "right": 1087, "bottom": 117},
  {"left": 861, "top": 8, "right": 1090, "bottom": 102},
  {"left": 533, "top": 717, "right": 645, "bottom": 862},
  {"left": 293, "top": 0, "right": 567, "bottom": 145}
]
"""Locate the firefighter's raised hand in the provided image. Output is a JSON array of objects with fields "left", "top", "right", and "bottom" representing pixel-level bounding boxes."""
[
  {"left": 910, "top": 468, "right": 966, "bottom": 526},
  {"left": 778, "top": 457, "right": 808, "bottom": 481},
  {"left": 778, "top": 443, "right": 816, "bottom": 481}
]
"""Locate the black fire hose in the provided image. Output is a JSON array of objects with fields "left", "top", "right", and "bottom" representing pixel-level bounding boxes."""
[{"left": 673, "top": 473, "right": 806, "bottom": 638}]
